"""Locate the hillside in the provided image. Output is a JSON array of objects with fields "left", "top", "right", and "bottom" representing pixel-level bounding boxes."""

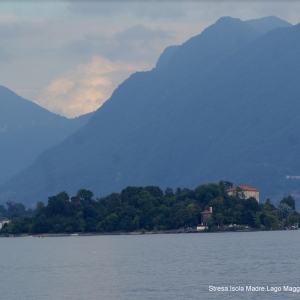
[
  {"left": 0, "top": 16, "right": 299, "bottom": 206},
  {"left": 0, "top": 86, "right": 93, "bottom": 185}
]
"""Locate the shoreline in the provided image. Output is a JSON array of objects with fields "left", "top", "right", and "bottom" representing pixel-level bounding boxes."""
[{"left": 1, "top": 227, "right": 295, "bottom": 238}]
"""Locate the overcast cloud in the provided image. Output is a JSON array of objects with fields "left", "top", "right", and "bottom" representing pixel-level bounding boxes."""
[
  {"left": 0, "top": 1, "right": 300, "bottom": 117},
  {"left": 0, "top": 48, "right": 13, "bottom": 62},
  {"left": 37, "top": 56, "right": 151, "bottom": 117},
  {"left": 66, "top": 1, "right": 187, "bottom": 20}
]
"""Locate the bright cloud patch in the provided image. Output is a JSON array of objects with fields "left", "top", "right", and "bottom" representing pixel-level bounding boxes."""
[{"left": 36, "top": 56, "right": 150, "bottom": 118}]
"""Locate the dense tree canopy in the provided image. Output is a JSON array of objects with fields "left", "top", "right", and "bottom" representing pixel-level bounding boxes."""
[{"left": 1, "top": 182, "right": 299, "bottom": 235}]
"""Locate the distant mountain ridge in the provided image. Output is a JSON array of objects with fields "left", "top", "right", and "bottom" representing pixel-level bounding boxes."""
[
  {"left": 245, "top": 15, "right": 292, "bottom": 34},
  {"left": 0, "top": 86, "right": 93, "bottom": 185},
  {"left": 155, "top": 15, "right": 292, "bottom": 70},
  {"left": 0, "top": 16, "right": 298, "bottom": 206}
]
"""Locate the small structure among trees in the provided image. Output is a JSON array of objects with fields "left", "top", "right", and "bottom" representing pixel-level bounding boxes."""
[
  {"left": 226, "top": 185, "right": 259, "bottom": 202},
  {"left": 200, "top": 207, "right": 213, "bottom": 225}
]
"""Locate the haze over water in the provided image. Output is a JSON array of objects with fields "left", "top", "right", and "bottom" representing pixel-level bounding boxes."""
[{"left": 1, "top": 231, "right": 300, "bottom": 300}]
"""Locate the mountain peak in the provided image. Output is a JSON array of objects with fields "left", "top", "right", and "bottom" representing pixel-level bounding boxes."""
[
  {"left": 215, "top": 16, "right": 243, "bottom": 25},
  {"left": 245, "top": 16, "right": 292, "bottom": 34},
  {"left": 163, "top": 15, "right": 260, "bottom": 74}
]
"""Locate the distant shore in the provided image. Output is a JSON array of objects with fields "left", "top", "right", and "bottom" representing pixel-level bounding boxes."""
[{"left": 1, "top": 228, "right": 281, "bottom": 238}]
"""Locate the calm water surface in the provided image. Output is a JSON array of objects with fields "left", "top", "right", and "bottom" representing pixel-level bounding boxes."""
[{"left": 1, "top": 231, "right": 300, "bottom": 300}]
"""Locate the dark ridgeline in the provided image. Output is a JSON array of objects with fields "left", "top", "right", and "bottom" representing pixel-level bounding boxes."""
[
  {"left": 0, "top": 86, "right": 93, "bottom": 185},
  {"left": 0, "top": 16, "right": 299, "bottom": 207}
]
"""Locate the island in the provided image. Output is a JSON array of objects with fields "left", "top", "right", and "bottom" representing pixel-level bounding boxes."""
[{"left": 0, "top": 181, "right": 299, "bottom": 236}]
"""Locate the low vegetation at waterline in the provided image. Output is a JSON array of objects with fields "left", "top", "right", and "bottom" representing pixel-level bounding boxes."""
[{"left": 1, "top": 182, "right": 299, "bottom": 235}]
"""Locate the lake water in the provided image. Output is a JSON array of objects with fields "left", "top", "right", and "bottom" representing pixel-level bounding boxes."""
[{"left": 1, "top": 231, "right": 300, "bottom": 300}]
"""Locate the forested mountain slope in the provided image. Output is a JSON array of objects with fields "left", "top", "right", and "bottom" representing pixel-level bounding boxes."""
[
  {"left": 1, "top": 17, "right": 299, "bottom": 206},
  {"left": 0, "top": 86, "right": 93, "bottom": 185}
]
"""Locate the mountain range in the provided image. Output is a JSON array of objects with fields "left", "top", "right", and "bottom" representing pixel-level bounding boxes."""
[
  {"left": 0, "top": 86, "right": 92, "bottom": 185},
  {"left": 1, "top": 16, "right": 299, "bottom": 207}
]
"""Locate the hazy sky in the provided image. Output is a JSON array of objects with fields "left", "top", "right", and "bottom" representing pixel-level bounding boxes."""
[{"left": 1, "top": 0, "right": 300, "bottom": 117}]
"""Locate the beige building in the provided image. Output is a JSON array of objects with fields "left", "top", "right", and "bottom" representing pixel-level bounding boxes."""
[
  {"left": 200, "top": 207, "right": 213, "bottom": 225},
  {"left": 226, "top": 185, "right": 259, "bottom": 202}
]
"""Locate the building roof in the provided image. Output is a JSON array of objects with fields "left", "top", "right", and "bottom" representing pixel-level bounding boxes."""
[
  {"left": 201, "top": 210, "right": 212, "bottom": 214},
  {"left": 227, "top": 185, "right": 259, "bottom": 192}
]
